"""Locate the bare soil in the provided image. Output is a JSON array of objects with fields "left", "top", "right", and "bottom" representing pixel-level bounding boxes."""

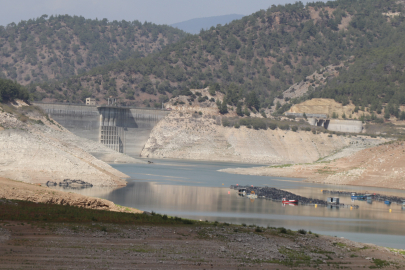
[
  {"left": 0, "top": 221, "right": 404, "bottom": 269},
  {"left": 222, "top": 141, "right": 405, "bottom": 190}
]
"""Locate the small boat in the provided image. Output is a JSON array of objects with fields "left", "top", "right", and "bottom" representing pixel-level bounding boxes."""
[
  {"left": 384, "top": 200, "right": 391, "bottom": 205},
  {"left": 238, "top": 188, "right": 247, "bottom": 195},
  {"left": 351, "top": 192, "right": 366, "bottom": 200},
  {"left": 282, "top": 198, "right": 298, "bottom": 204},
  {"left": 246, "top": 190, "right": 257, "bottom": 199}
]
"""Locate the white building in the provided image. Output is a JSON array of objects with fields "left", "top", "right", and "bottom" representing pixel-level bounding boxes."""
[{"left": 86, "top": 98, "right": 96, "bottom": 106}]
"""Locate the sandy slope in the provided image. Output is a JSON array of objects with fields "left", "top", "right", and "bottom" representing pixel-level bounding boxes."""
[{"left": 221, "top": 141, "right": 405, "bottom": 190}]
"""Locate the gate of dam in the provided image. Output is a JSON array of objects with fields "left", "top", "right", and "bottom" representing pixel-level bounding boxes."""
[{"left": 33, "top": 103, "right": 170, "bottom": 157}]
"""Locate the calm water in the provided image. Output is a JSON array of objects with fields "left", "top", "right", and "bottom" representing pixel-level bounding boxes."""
[{"left": 55, "top": 159, "right": 405, "bottom": 249}]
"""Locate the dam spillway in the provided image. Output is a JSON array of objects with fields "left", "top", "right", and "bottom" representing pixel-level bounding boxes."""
[{"left": 33, "top": 103, "right": 169, "bottom": 157}]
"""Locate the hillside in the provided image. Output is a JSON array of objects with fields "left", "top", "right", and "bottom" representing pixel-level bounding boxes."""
[
  {"left": 221, "top": 140, "right": 405, "bottom": 190},
  {"left": 30, "top": 0, "right": 405, "bottom": 110},
  {"left": 140, "top": 107, "right": 385, "bottom": 164},
  {"left": 171, "top": 14, "right": 244, "bottom": 34},
  {"left": 0, "top": 15, "right": 187, "bottom": 85}
]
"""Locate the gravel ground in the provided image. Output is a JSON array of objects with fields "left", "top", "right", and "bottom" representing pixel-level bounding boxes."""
[{"left": 0, "top": 221, "right": 404, "bottom": 269}]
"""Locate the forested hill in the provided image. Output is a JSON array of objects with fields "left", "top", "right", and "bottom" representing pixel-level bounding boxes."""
[
  {"left": 31, "top": 0, "right": 405, "bottom": 111},
  {"left": 0, "top": 15, "right": 187, "bottom": 85}
]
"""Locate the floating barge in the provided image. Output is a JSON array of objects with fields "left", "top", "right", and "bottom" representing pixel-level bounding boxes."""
[{"left": 231, "top": 185, "right": 359, "bottom": 208}]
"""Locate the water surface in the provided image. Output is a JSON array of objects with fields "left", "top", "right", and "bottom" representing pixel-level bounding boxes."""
[{"left": 54, "top": 159, "right": 405, "bottom": 249}]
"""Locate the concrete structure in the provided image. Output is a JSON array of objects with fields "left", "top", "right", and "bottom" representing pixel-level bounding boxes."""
[
  {"left": 85, "top": 98, "right": 96, "bottom": 106},
  {"left": 306, "top": 117, "right": 362, "bottom": 133},
  {"left": 33, "top": 103, "right": 169, "bottom": 157},
  {"left": 327, "top": 119, "right": 363, "bottom": 133}
]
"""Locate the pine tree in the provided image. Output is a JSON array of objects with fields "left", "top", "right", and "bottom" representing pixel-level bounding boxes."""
[
  {"left": 219, "top": 101, "right": 228, "bottom": 114},
  {"left": 236, "top": 102, "right": 243, "bottom": 116}
]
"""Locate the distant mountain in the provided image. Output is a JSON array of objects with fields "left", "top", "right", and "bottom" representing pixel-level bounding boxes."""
[
  {"left": 0, "top": 15, "right": 187, "bottom": 85},
  {"left": 171, "top": 14, "right": 244, "bottom": 34}
]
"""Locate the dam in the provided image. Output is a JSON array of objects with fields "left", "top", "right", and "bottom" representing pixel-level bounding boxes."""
[{"left": 33, "top": 103, "right": 170, "bottom": 157}]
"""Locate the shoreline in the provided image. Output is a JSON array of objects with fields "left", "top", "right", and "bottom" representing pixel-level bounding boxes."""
[{"left": 0, "top": 177, "right": 142, "bottom": 214}]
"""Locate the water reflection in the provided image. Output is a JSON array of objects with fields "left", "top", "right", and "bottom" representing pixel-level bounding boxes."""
[{"left": 51, "top": 159, "right": 405, "bottom": 249}]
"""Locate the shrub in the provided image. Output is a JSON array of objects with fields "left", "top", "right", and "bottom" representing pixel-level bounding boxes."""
[
  {"left": 279, "top": 124, "right": 289, "bottom": 130},
  {"left": 255, "top": 227, "right": 263, "bottom": 232},
  {"left": 183, "top": 219, "right": 194, "bottom": 224},
  {"left": 239, "top": 117, "right": 267, "bottom": 130},
  {"left": 291, "top": 126, "right": 298, "bottom": 132},
  {"left": 298, "top": 229, "right": 307, "bottom": 235},
  {"left": 222, "top": 118, "right": 231, "bottom": 127},
  {"left": 234, "top": 123, "right": 240, "bottom": 128},
  {"left": 304, "top": 127, "right": 311, "bottom": 131},
  {"left": 374, "top": 117, "right": 384, "bottom": 123},
  {"left": 0, "top": 78, "right": 29, "bottom": 103},
  {"left": 252, "top": 118, "right": 267, "bottom": 130},
  {"left": 278, "top": 227, "right": 287, "bottom": 233},
  {"left": 162, "top": 214, "right": 168, "bottom": 220},
  {"left": 268, "top": 123, "right": 277, "bottom": 130}
]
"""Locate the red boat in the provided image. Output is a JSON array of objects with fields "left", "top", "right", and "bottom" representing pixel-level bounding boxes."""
[{"left": 282, "top": 198, "right": 298, "bottom": 204}]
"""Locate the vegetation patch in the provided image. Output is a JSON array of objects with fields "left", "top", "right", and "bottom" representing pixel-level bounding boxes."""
[{"left": 0, "top": 199, "right": 200, "bottom": 226}]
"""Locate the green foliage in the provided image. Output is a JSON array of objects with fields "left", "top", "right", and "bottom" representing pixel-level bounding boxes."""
[
  {"left": 278, "top": 227, "right": 287, "bottom": 234},
  {"left": 0, "top": 78, "right": 29, "bottom": 102},
  {"left": 0, "top": 15, "right": 187, "bottom": 86},
  {"left": 0, "top": 199, "right": 197, "bottom": 225},
  {"left": 269, "top": 123, "right": 277, "bottom": 130},
  {"left": 10, "top": 0, "right": 405, "bottom": 109},
  {"left": 236, "top": 102, "right": 243, "bottom": 116}
]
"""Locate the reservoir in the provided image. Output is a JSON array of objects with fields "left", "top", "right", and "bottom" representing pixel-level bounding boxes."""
[{"left": 57, "top": 159, "right": 405, "bottom": 249}]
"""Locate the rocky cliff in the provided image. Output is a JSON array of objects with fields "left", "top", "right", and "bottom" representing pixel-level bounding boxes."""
[{"left": 140, "top": 112, "right": 380, "bottom": 164}]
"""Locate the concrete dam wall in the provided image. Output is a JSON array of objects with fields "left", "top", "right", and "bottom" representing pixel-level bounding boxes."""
[{"left": 33, "top": 103, "right": 169, "bottom": 157}]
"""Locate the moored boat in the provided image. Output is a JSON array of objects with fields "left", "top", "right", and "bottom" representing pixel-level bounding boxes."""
[{"left": 282, "top": 198, "right": 298, "bottom": 204}]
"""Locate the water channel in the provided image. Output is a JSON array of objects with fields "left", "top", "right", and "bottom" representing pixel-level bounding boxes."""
[{"left": 55, "top": 159, "right": 405, "bottom": 249}]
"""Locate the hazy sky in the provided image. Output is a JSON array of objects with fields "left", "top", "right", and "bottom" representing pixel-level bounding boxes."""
[{"left": 0, "top": 0, "right": 319, "bottom": 27}]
